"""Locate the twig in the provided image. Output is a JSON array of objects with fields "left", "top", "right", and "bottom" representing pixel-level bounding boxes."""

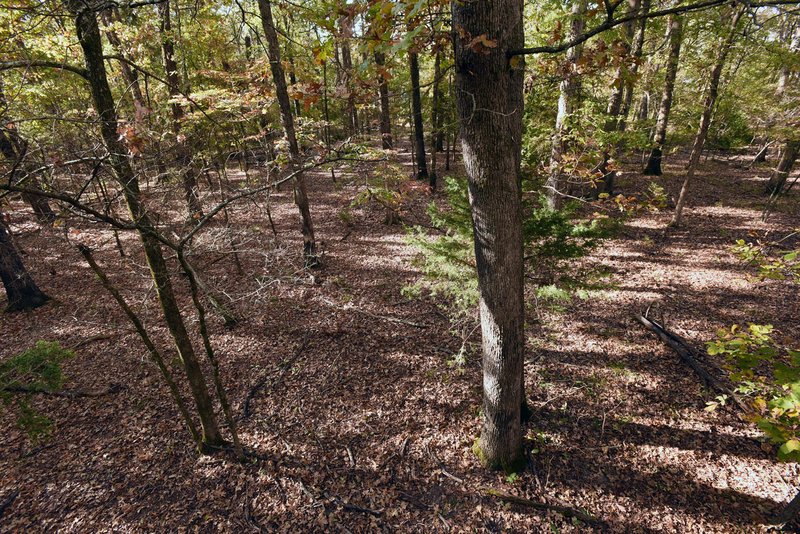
[
  {"left": 425, "top": 443, "right": 464, "bottom": 484},
  {"left": 482, "top": 487, "right": 599, "bottom": 525},
  {"left": 70, "top": 334, "right": 114, "bottom": 350},
  {"left": 341, "top": 501, "right": 382, "bottom": 517},
  {"left": 2, "top": 384, "right": 122, "bottom": 398},
  {"left": 241, "top": 335, "right": 310, "bottom": 419}
]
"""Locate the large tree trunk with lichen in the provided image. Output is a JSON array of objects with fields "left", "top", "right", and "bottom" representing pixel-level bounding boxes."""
[
  {"left": 643, "top": 15, "right": 683, "bottom": 176},
  {"left": 374, "top": 51, "right": 393, "bottom": 149},
  {"left": 257, "top": 0, "right": 318, "bottom": 266},
  {"left": 453, "top": 0, "right": 526, "bottom": 473},
  {"left": 409, "top": 50, "right": 428, "bottom": 182},
  {"left": 66, "top": 0, "right": 224, "bottom": 451},
  {"left": 0, "top": 211, "right": 50, "bottom": 312},
  {"left": 671, "top": 8, "right": 743, "bottom": 227},
  {"left": 765, "top": 140, "right": 799, "bottom": 196},
  {"left": 546, "top": 0, "right": 586, "bottom": 209},
  {"left": 157, "top": 0, "right": 202, "bottom": 220}
]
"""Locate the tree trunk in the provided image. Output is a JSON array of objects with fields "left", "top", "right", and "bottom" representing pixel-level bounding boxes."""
[
  {"left": 453, "top": 0, "right": 526, "bottom": 473},
  {"left": 430, "top": 49, "right": 442, "bottom": 189},
  {"left": 322, "top": 60, "right": 331, "bottom": 148},
  {"left": 257, "top": 0, "right": 318, "bottom": 266},
  {"left": 0, "top": 76, "right": 56, "bottom": 224},
  {"left": 643, "top": 15, "right": 683, "bottom": 176},
  {"left": 409, "top": 50, "right": 428, "bottom": 181},
  {"left": 157, "top": 0, "right": 203, "bottom": 220},
  {"left": 597, "top": 0, "right": 641, "bottom": 196},
  {"left": 765, "top": 140, "right": 799, "bottom": 195},
  {"left": 0, "top": 210, "right": 50, "bottom": 312},
  {"left": 670, "top": 8, "right": 743, "bottom": 227},
  {"left": 100, "top": 8, "right": 145, "bottom": 110},
  {"left": 338, "top": 14, "right": 358, "bottom": 136},
  {"left": 66, "top": 0, "right": 225, "bottom": 450},
  {"left": 374, "top": 51, "right": 393, "bottom": 149},
  {"left": 546, "top": 0, "right": 586, "bottom": 209},
  {"left": 618, "top": 0, "right": 651, "bottom": 132}
]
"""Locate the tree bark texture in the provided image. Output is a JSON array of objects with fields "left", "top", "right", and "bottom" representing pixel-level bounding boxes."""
[
  {"left": 258, "top": 0, "right": 318, "bottom": 266},
  {"left": 66, "top": 0, "right": 224, "bottom": 450},
  {"left": 597, "top": 0, "right": 641, "bottom": 196},
  {"left": 546, "top": 0, "right": 586, "bottom": 209},
  {"left": 0, "top": 210, "right": 50, "bottom": 312},
  {"left": 671, "top": 8, "right": 743, "bottom": 227},
  {"left": 453, "top": 0, "right": 526, "bottom": 473},
  {"left": 765, "top": 140, "right": 799, "bottom": 195},
  {"left": 644, "top": 15, "right": 683, "bottom": 176},
  {"left": 0, "top": 76, "right": 56, "bottom": 224},
  {"left": 618, "top": 0, "right": 651, "bottom": 132},
  {"left": 409, "top": 50, "right": 428, "bottom": 181},
  {"left": 374, "top": 51, "right": 393, "bottom": 149},
  {"left": 157, "top": 0, "right": 203, "bottom": 220}
]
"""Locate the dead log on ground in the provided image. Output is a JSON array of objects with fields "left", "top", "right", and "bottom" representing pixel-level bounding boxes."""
[{"left": 635, "top": 313, "right": 748, "bottom": 411}]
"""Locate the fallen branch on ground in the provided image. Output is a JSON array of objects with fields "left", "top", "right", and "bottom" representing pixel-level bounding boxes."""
[
  {"left": 241, "top": 336, "right": 310, "bottom": 419},
  {"left": 482, "top": 487, "right": 599, "bottom": 525},
  {"left": 635, "top": 313, "right": 748, "bottom": 411},
  {"left": 70, "top": 334, "right": 114, "bottom": 350},
  {"left": 0, "top": 489, "right": 19, "bottom": 518}
]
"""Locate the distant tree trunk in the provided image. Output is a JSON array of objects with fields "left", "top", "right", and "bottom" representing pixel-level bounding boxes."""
[
  {"left": 597, "top": 0, "right": 641, "bottom": 196},
  {"left": 753, "top": 142, "right": 769, "bottom": 164},
  {"left": 157, "top": 0, "right": 203, "bottom": 220},
  {"left": 66, "top": 0, "right": 224, "bottom": 450},
  {"left": 338, "top": 14, "right": 358, "bottom": 136},
  {"left": 671, "top": 8, "right": 743, "bottom": 227},
  {"left": 322, "top": 60, "right": 331, "bottom": 148},
  {"left": 409, "top": 50, "right": 428, "bottom": 181},
  {"left": 374, "top": 51, "right": 393, "bottom": 149},
  {"left": 765, "top": 140, "right": 799, "bottom": 195},
  {"left": 100, "top": 8, "right": 145, "bottom": 110},
  {"left": 257, "top": 0, "right": 318, "bottom": 266},
  {"left": 0, "top": 76, "right": 56, "bottom": 224},
  {"left": 644, "top": 15, "right": 683, "bottom": 176},
  {"left": 282, "top": 16, "right": 302, "bottom": 118},
  {"left": 618, "top": 0, "right": 651, "bottom": 132},
  {"left": 0, "top": 131, "right": 55, "bottom": 225},
  {"left": 453, "top": 0, "right": 526, "bottom": 473},
  {"left": 546, "top": 0, "right": 586, "bottom": 209},
  {"left": 430, "top": 49, "right": 442, "bottom": 189},
  {"left": 0, "top": 211, "right": 50, "bottom": 312},
  {"left": 637, "top": 91, "right": 650, "bottom": 123},
  {"left": 244, "top": 34, "right": 253, "bottom": 62}
]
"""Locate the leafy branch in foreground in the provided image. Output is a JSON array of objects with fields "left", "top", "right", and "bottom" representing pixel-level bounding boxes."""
[
  {"left": 406, "top": 175, "right": 617, "bottom": 323},
  {"left": 708, "top": 324, "right": 800, "bottom": 461},
  {"left": 733, "top": 230, "right": 799, "bottom": 281}
]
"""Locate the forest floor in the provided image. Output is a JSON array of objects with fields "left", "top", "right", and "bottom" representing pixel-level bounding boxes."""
[{"left": 1, "top": 142, "right": 799, "bottom": 533}]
